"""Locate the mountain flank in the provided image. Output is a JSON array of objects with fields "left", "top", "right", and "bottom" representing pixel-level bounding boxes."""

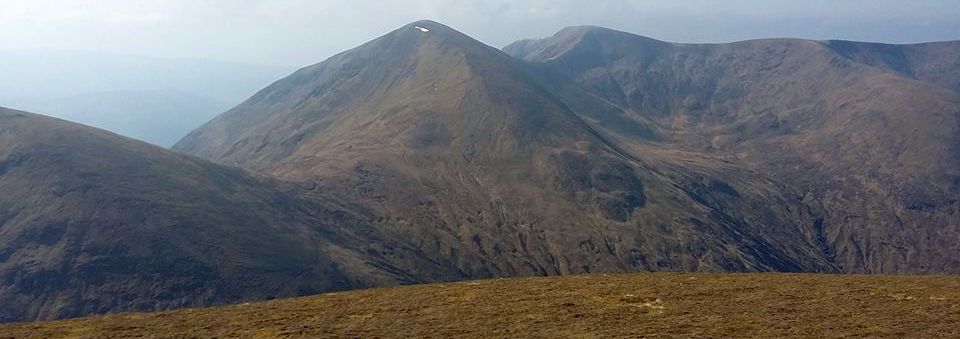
[{"left": 0, "top": 107, "right": 461, "bottom": 322}]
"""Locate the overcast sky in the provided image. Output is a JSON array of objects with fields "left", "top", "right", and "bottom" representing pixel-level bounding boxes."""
[{"left": 2, "top": 0, "right": 959, "bottom": 67}]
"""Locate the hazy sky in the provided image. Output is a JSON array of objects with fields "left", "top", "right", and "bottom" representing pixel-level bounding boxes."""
[{"left": 2, "top": 0, "right": 959, "bottom": 67}]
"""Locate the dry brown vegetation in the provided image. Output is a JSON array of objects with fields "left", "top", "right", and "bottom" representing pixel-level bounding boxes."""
[{"left": 3, "top": 273, "right": 959, "bottom": 338}]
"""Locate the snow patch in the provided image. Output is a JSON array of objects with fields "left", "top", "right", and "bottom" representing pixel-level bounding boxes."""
[{"left": 414, "top": 26, "right": 430, "bottom": 33}]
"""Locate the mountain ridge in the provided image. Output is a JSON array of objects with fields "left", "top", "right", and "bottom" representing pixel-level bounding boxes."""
[{"left": 504, "top": 24, "right": 960, "bottom": 274}]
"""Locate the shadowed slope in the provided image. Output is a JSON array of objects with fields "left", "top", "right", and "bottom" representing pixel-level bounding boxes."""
[{"left": 0, "top": 107, "right": 460, "bottom": 322}]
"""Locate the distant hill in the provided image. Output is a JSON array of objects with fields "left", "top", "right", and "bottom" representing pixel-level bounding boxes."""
[
  {"left": 3, "top": 273, "right": 958, "bottom": 338},
  {"left": 0, "top": 50, "right": 292, "bottom": 146}
]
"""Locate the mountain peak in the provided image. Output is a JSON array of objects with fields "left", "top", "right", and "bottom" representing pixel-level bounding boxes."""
[
  {"left": 390, "top": 20, "right": 478, "bottom": 45},
  {"left": 555, "top": 25, "right": 614, "bottom": 35},
  {"left": 504, "top": 25, "right": 668, "bottom": 61},
  {"left": 326, "top": 19, "right": 505, "bottom": 69},
  {"left": 175, "top": 19, "right": 583, "bottom": 167},
  {"left": 399, "top": 20, "right": 454, "bottom": 37},
  {"left": 405, "top": 19, "right": 445, "bottom": 30}
]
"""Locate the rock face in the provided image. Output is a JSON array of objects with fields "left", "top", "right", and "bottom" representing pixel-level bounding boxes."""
[
  {"left": 0, "top": 107, "right": 461, "bottom": 322},
  {"left": 176, "top": 20, "right": 839, "bottom": 281},
  {"left": 505, "top": 26, "right": 960, "bottom": 273}
]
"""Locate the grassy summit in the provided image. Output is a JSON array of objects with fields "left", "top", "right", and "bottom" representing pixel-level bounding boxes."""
[{"left": 3, "top": 273, "right": 959, "bottom": 338}]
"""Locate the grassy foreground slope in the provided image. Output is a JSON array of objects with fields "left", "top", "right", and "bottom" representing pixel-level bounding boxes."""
[{"left": 3, "top": 273, "right": 959, "bottom": 338}]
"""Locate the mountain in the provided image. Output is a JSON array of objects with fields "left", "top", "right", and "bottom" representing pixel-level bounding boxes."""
[
  {"left": 504, "top": 26, "right": 960, "bottom": 273},
  {"left": 0, "top": 107, "right": 461, "bottom": 322},
  {"left": 176, "top": 20, "right": 839, "bottom": 279},
  {"left": 6, "top": 20, "right": 960, "bottom": 324},
  {"left": 5, "top": 273, "right": 959, "bottom": 338},
  {"left": 0, "top": 50, "right": 293, "bottom": 146}
]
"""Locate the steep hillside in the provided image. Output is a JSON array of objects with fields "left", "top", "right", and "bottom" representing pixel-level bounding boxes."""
[
  {"left": 4, "top": 273, "right": 959, "bottom": 338},
  {"left": 505, "top": 26, "right": 960, "bottom": 273},
  {"left": 0, "top": 107, "right": 460, "bottom": 322},
  {"left": 176, "top": 21, "right": 838, "bottom": 278}
]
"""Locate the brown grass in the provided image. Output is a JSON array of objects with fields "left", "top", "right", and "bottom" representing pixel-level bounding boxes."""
[{"left": 3, "top": 272, "right": 959, "bottom": 338}]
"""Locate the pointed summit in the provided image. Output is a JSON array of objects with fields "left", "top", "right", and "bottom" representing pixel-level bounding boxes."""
[
  {"left": 343, "top": 20, "right": 505, "bottom": 65},
  {"left": 175, "top": 20, "right": 602, "bottom": 169},
  {"left": 404, "top": 20, "right": 454, "bottom": 35}
]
